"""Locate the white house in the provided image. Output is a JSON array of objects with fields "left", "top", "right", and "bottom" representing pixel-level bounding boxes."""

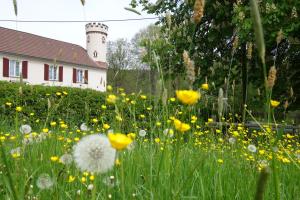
[{"left": 0, "top": 23, "right": 108, "bottom": 91}]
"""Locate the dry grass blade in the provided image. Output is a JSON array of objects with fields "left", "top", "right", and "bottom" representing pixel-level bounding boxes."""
[
  {"left": 13, "top": 0, "right": 18, "bottom": 16},
  {"left": 124, "top": 7, "right": 141, "bottom": 15},
  {"left": 250, "top": 0, "right": 265, "bottom": 64}
]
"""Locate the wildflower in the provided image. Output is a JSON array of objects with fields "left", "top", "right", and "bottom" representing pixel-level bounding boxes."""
[
  {"left": 207, "top": 118, "right": 213, "bottom": 123},
  {"left": 217, "top": 159, "right": 224, "bottom": 164},
  {"left": 68, "top": 175, "right": 76, "bottom": 183},
  {"left": 5, "top": 102, "right": 12, "bottom": 106},
  {"left": 56, "top": 92, "right": 62, "bottom": 96},
  {"left": 154, "top": 138, "right": 160, "bottom": 143},
  {"left": 169, "top": 97, "right": 176, "bottom": 102},
  {"left": 36, "top": 174, "right": 54, "bottom": 190},
  {"left": 228, "top": 137, "right": 236, "bottom": 144},
  {"left": 163, "top": 128, "right": 174, "bottom": 137},
  {"left": 232, "top": 131, "right": 239, "bottom": 137},
  {"left": 116, "top": 115, "right": 123, "bottom": 122},
  {"left": 156, "top": 122, "right": 162, "bottom": 126},
  {"left": 103, "top": 124, "right": 110, "bottom": 130},
  {"left": 92, "top": 118, "right": 98, "bottom": 123},
  {"left": 87, "top": 184, "right": 94, "bottom": 190},
  {"left": 115, "top": 159, "right": 121, "bottom": 166},
  {"left": 174, "top": 119, "right": 191, "bottom": 132},
  {"left": 139, "top": 130, "right": 147, "bottom": 137},
  {"left": 50, "top": 156, "right": 59, "bottom": 162},
  {"left": 140, "top": 95, "right": 147, "bottom": 100},
  {"left": 89, "top": 175, "right": 95, "bottom": 181},
  {"left": 107, "top": 85, "right": 113, "bottom": 91},
  {"left": 63, "top": 91, "right": 68, "bottom": 95},
  {"left": 16, "top": 106, "right": 22, "bottom": 112},
  {"left": 106, "top": 94, "right": 117, "bottom": 104},
  {"left": 108, "top": 133, "right": 133, "bottom": 150},
  {"left": 176, "top": 90, "right": 200, "bottom": 105},
  {"left": 20, "top": 124, "right": 32, "bottom": 134},
  {"left": 81, "top": 177, "right": 86, "bottom": 183},
  {"left": 80, "top": 123, "right": 89, "bottom": 131},
  {"left": 50, "top": 121, "right": 57, "bottom": 126},
  {"left": 73, "top": 134, "right": 116, "bottom": 173},
  {"left": 42, "top": 128, "right": 49, "bottom": 133},
  {"left": 201, "top": 83, "right": 209, "bottom": 90},
  {"left": 59, "top": 154, "right": 73, "bottom": 165},
  {"left": 128, "top": 133, "right": 136, "bottom": 139},
  {"left": 270, "top": 100, "right": 280, "bottom": 108},
  {"left": 10, "top": 147, "right": 21, "bottom": 158},
  {"left": 248, "top": 144, "right": 257, "bottom": 153}
]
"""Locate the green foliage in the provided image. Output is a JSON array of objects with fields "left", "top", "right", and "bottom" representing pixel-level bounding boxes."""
[{"left": 0, "top": 81, "right": 105, "bottom": 126}]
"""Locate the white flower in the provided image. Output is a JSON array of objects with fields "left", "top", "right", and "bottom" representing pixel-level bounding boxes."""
[
  {"left": 36, "top": 174, "right": 54, "bottom": 190},
  {"left": 76, "top": 190, "right": 81, "bottom": 195},
  {"left": 163, "top": 129, "right": 174, "bottom": 138},
  {"left": 20, "top": 124, "right": 32, "bottom": 134},
  {"left": 73, "top": 134, "right": 116, "bottom": 173},
  {"left": 59, "top": 153, "right": 73, "bottom": 165},
  {"left": 138, "top": 130, "right": 147, "bottom": 137},
  {"left": 80, "top": 123, "right": 89, "bottom": 131},
  {"left": 295, "top": 153, "right": 300, "bottom": 160},
  {"left": 103, "top": 175, "right": 118, "bottom": 187},
  {"left": 87, "top": 184, "right": 94, "bottom": 190},
  {"left": 258, "top": 159, "right": 269, "bottom": 168},
  {"left": 10, "top": 147, "right": 21, "bottom": 155},
  {"left": 247, "top": 144, "right": 257, "bottom": 153},
  {"left": 228, "top": 137, "right": 236, "bottom": 144}
]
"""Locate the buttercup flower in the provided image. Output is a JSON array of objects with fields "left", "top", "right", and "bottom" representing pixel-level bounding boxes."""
[
  {"left": 174, "top": 119, "right": 191, "bottom": 132},
  {"left": 106, "top": 94, "right": 117, "bottom": 104},
  {"left": 201, "top": 83, "right": 209, "bottom": 90},
  {"left": 108, "top": 133, "right": 133, "bottom": 150},
  {"left": 270, "top": 100, "right": 280, "bottom": 108},
  {"left": 73, "top": 134, "right": 116, "bottom": 173},
  {"left": 176, "top": 90, "right": 200, "bottom": 105}
]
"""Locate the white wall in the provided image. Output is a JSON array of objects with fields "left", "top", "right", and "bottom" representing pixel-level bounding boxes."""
[{"left": 0, "top": 53, "right": 107, "bottom": 91}]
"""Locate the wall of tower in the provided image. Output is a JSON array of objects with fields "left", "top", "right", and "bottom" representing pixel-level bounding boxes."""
[{"left": 86, "top": 23, "right": 108, "bottom": 63}]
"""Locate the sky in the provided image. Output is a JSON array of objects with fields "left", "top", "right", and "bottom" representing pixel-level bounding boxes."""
[{"left": 0, "top": 0, "right": 157, "bottom": 48}]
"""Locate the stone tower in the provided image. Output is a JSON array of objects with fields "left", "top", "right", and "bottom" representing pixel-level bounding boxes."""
[{"left": 85, "top": 22, "right": 108, "bottom": 63}]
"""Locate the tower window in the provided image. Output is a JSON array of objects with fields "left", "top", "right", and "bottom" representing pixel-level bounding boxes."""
[
  {"left": 102, "top": 36, "right": 106, "bottom": 44},
  {"left": 87, "top": 35, "right": 90, "bottom": 43},
  {"left": 93, "top": 51, "right": 98, "bottom": 58}
]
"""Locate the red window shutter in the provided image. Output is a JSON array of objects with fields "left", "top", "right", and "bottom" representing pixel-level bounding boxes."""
[
  {"left": 59, "top": 66, "right": 63, "bottom": 82},
  {"left": 84, "top": 70, "right": 88, "bottom": 84},
  {"left": 3, "top": 58, "right": 9, "bottom": 77},
  {"left": 44, "top": 64, "right": 49, "bottom": 81},
  {"left": 73, "top": 68, "right": 77, "bottom": 83},
  {"left": 22, "top": 61, "right": 28, "bottom": 79}
]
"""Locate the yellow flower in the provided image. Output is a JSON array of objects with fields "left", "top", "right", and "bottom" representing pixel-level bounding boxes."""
[
  {"left": 106, "top": 94, "right": 117, "bottom": 104},
  {"left": 68, "top": 175, "right": 76, "bottom": 183},
  {"left": 103, "top": 124, "right": 110, "bottom": 130},
  {"left": 89, "top": 175, "right": 95, "bottom": 181},
  {"left": 5, "top": 102, "right": 12, "bottom": 106},
  {"left": 169, "top": 97, "right": 176, "bottom": 102},
  {"left": 50, "top": 156, "right": 59, "bottom": 162},
  {"left": 140, "top": 95, "right": 147, "bottom": 100},
  {"left": 207, "top": 118, "right": 213, "bottom": 123},
  {"left": 217, "top": 159, "right": 224, "bottom": 164},
  {"left": 108, "top": 133, "right": 133, "bottom": 150},
  {"left": 63, "top": 91, "right": 68, "bottom": 95},
  {"left": 116, "top": 115, "right": 123, "bottom": 122},
  {"left": 270, "top": 100, "right": 280, "bottom": 108},
  {"left": 81, "top": 177, "right": 86, "bottom": 183},
  {"left": 201, "top": 83, "right": 209, "bottom": 90},
  {"left": 12, "top": 153, "right": 20, "bottom": 158},
  {"left": 50, "top": 121, "right": 57, "bottom": 126},
  {"left": 154, "top": 138, "right": 160, "bottom": 143},
  {"left": 176, "top": 90, "right": 200, "bottom": 105},
  {"left": 43, "top": 128, "right": 49, "bottom": 133},
  {"left": 127, "top": 133, "right": 136, "bottom": 139},
  {"left": 16, "top": 106, "right": 22, "bottom": 112},
  {"left": 115, "top": 159, "right": 121, "bottom": 166},
  {"left": 174, "top": 119, "right": 191, "bottom": 132},
  {"left": 60, "top": 124, "right": 68, "bottom": 129},
  {"left": 92, "top": 118, "right": 98, "bottom": 123},
  {"left": 107, "top": 85, "right": 113, "bottom": 91},
  {"left": 56, "top": 92, "right": 62, "bottom": 96}
]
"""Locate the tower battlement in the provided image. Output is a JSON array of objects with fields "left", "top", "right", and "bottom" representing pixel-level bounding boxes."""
[{"left": 85, "top": 22, "right": 108, "bottom": 35}]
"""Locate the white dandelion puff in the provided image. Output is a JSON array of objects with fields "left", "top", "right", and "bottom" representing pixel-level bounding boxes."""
[
  {"left": 59, "top": 153, "right": 73, "bottom": 165},
  {"left": 36, "top": 174, "right": 54, "bottom": 190},
  {"left": 73, "top": 134, "right": 116, "bottom": 173},
  {"left": 80, "top": 123, "right": 89, "bottom": 131},
  {"left": 228, "top": 137, "right": 236, "bottom": 144},
  {"left": 163, "top": 128, "right": 174, "bottom": 138},
  {"left": 247, "top": 144, "right": 257, "bottom": 153},
  {"left": 20, "top": 124, "right": 32, "bottom": 134},
  {"left": 87, "top": 184, "right": 94, "bottom": 190},
  {"left": 295, "top": 153, "right": 300, "bottom": 160},
  {"left": 139, "top": 130, "right": 147, "bottom": 137}
]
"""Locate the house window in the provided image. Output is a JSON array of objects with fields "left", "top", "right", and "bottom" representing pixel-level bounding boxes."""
[
  {"left": 9, "top": 60, "right": 21, "bottom": 77},
  {"left": 77, "top": 69, "right": 84, "bottom": 83},
  {"left": 49, "top": 65, "right": 58, "bottom": 81},
  {"left": 93, "top": 51, "right": 98, "bottom": 58}
]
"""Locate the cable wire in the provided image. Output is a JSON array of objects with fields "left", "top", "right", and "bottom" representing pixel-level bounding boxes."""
[{"left": 0, "top": 17, "right": 159, "bottom": 23}]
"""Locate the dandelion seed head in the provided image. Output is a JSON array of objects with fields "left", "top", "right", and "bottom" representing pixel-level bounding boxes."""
[
  {"left": 228, "top": 137, "right": 236, "bottom": 144},
  {"left": 139, "top": 130, "right": 147, "bottom": 137},
  {"left": 36, "top": 173, "right": 54, "bottom": 190},
  {"left": 20, "top": 124, "right": 32, "bottom": 134},
  {"left": 247, "top": 144, "right": 257, "bottom": 153},
  {"left": 80, "top": 123, "right": 89, "bottom": 131},
  {"left": 59, "top": 153, "right": 73, "bottom": 165},
  {"left": 73, "top": 134, "right": 116, "bottom": 173}
]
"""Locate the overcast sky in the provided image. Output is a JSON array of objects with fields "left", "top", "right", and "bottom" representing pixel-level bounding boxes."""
[{"left": 0, "top": 0, "right": 157, "bottom": 48}]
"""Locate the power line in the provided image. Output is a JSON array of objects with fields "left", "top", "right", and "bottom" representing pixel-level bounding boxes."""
[{"left": 0, "top": 17, "right": 159, "bottom": 23}]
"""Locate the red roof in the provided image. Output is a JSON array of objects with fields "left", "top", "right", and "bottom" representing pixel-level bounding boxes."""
[{"left": 0, "top": 27, "right": 107, "bottom": 69}]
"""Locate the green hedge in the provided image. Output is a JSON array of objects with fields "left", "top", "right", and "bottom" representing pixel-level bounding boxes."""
[{"left": 0, "top": 81, "right": 107, "bottom": 126}]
